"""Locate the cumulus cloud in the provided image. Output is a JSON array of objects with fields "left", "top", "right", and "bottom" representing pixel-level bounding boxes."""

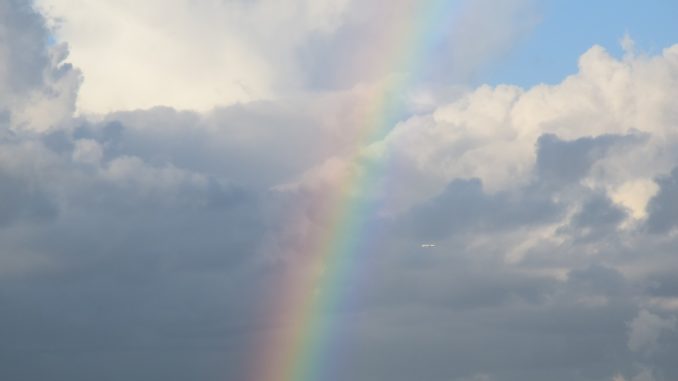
[
  {"left": 0, "top": 0, "right": 80, "bottom": 131},
  {"left": 35, "top": 0, "right": 537, "bottom": 113},
  {"left": 36, "top": 0, "right": 349, "bottom": 112},
  {"left": 366, "top": 43, "right": 678, "bottom": 216},
  {"left": 3, "top": 1, "right": 678, "bottom": 381}
]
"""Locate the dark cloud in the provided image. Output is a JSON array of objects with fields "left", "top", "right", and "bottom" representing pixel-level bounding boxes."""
[
  {"left": 395, "top": 132, "right": 642, "bottom": 242},
  {"left": 570, "top": 194, "right": 627, "bottom": 230},
  {"left": 536, "top": 133, "right": 641, "bottom": 187},
  {"left": 0, "top": 0, "right": 50, "bottom": 94},
  {"left": 647, "top": 167, "right": 678, "bottom": 233},
  {"left": 0, "top": 168, "right": 57, "bottom": 226},
  {"left": 396, "top": 177, "right": 561, "bottom": 241}
]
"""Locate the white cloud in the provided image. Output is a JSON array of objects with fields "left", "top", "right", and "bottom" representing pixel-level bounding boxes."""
[
  {"left": 35, "top": 0, "right": 539, "bottom": 114},
  {"left": 628, "top": 309, "right": 677, "bottom": 354},
  {"left": 362, "top": 43, "right": 678, "bottom": 213},
  {"left": 35, "top": 0, "right": 353, "bottom": 113}
]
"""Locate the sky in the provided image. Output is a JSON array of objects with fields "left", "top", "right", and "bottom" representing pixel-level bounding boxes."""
[{"left": 1, "top": 1, "right": 678, "bottom": 381}]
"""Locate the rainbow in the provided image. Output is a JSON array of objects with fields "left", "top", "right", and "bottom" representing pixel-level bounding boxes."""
[{"left": 251, "top": 1, "right": 459, "bottom": 380}]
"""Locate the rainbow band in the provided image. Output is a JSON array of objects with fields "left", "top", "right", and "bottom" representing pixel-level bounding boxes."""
[{"left": 252, "top": 1, "right": 458, "bottom": 380}]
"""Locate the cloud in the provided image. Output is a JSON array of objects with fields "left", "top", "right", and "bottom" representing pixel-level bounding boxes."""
[
  {"left": 35, "top": 0, "right": 538, "bottom": 113},
  {"left": 3, "top": 1, "right": 678, "bottom": 381},
  {"left": 646, "top": 168, "right": 678, "bottom": 233},
  {"left": 340, "top": 42, "right": 678, "bottom": 220},
  {"left": 0, "top": 0, "right": 80, "bottom": 131},
  {"left": 628, "top": 310, "right": 677, "bottom": 354},
  {"left": 631, "top": 368, "right": 656, "bottom": 381},
  {"left": 34, "top": 0, "right": 356, "bottom": 112},
  {"left": 0, "top": 166, "right": 57, "bottom": 227}
]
